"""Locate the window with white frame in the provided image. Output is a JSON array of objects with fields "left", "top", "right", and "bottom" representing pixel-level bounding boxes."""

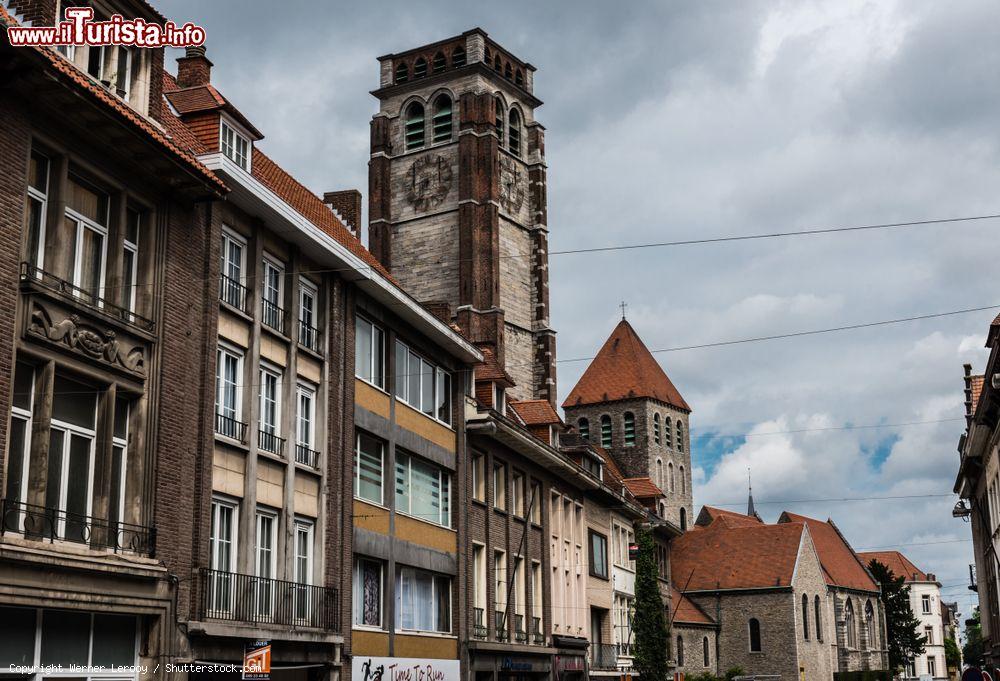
[
  {"left": 472, "top": 452, "right": 486, "bottom": 501},
  {"left": 494, "top": 550, "right": 507, "bottom": 634},
  {"left": 255, "top": 509, "right": 278, "bottom": 617},
  {"left": 921, "top": 594, "right": 931, "bottom": 614},
  {"left": 110, "top": 396, "right": 130, "bottom": 528},
  {"left": 355, "top": 316, "right": 385, "bottom": 388},
  {"left": 530, "top": 481, "right": 542, "bottom": 523},
  {"left": 395, "top": 450, "right": 451, "bottom": 527},
  {"left": 220, "top": 120, "right": 250, "bottom": 171},
  {"left": 473, "top": 543, "right": 487, "bottom": 614},
  {"left": 924, "top": 625, "right": 933, "bottom": 645},
  {"left": 67, "top": 175, "right": 110, "bottom": 305},
  {"left": 394, "top": 339, "right": 451, "bottom": 424},
  {"left": 48, "top": 374, "right": 99, "bottom": 543},
  {"left": 0, "top": 607, "right": 139, "bottom": 672},
  {"left": 261, "top": 256, "right": 284, "bottom": 332},
  {"left": 396, "top": 566, "right": 451, "bottom": 633},
  {"left": 531, "top": 560, "right": 543, "bottom": 634},
  {"left": 4, "top": 362, "right": 35, "bottom": 510},
  {"left": 927, "top": 657, "right": 937, "bottom": 677},
  {"left": 354, "top": 557, "right": 384, "bottom": 628},
  {"left": 512, "top": 471, "right": 525, "bottom": 517},
  {"left": 220, "top": 228, "right": 247, "bottom": 310},
  {"left": 494, "top": 461, "right": 507, "bottom": 510},
  {"left": 296, "top": 383, "right": 317, "bottom": 466},
  {"left": 258, "top": 363, "right": 282, "bottom": 454},
  {"left": 215, "top": 344, "right": 244, "bottom": 438},
  {"left": 25, "top": 150, "right": 48, "bottom": 270},
  {"left": 612, "top": 521, "right": 635, "bottom": 570},
  {"left": 354, "top": 431, "right": 384, "bottom": 505},
  {"left": 299, "top": 278, "right": 319, "bottom": 350},
  {"left": 293, "top": 519, "right": 314, "bottom": 621},
  {"left": 209, "top": 497, "right": 238, "bottom": 614},
  {"left": 513, "top": 556, "right": 526, "bottom": 636},
  {"left": 121, "top": 208, "right": 140, "bottom": 313}
]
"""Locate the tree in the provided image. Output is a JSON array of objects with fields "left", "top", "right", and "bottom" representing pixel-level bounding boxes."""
[
  {"left": 633, "top": 525, "right": 669, "bottom": 681},
  {"left": 964, "top": 607, "right": 984, "bottom": 667},
  {"left": 945, "top": 635, "right": 962, "bottom": 669},
  {"left": 867, "top": 559, "right": 926, "bottom": 673}
]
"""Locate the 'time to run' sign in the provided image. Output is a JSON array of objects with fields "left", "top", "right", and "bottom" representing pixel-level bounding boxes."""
[{"left": 352, "top": 657, "right": 460, "bottom": 681}]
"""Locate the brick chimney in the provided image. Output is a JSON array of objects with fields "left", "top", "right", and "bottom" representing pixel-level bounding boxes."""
[
  {"left": 324, "top": 190, "right": 363, "bottom": 237},
  {"left": 176, "top": 45, "right": 213, "bottom": 88}
]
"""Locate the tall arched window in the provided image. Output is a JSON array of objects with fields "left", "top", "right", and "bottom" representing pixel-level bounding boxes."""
[
  {"left": 665, "top": 417, "right": 673, "bottom": 448},
  {"left": 515, "top": 70, "right": 524, "bottom": 87},
  {"left": 508, "top": 108, "right": 522, "bottom": 157},
  {"left": 802, "top": 594, "right": 810, "bottom": 640},
  {"left": 395, "top": 62, "right": 409, "bottom": 83},
  {"left": 677, "top": 421, "right": 684, "bottom": 452},
  {"left": 676, "top": 635, "right": 684, "bottom": 666},
  {"left": 653, "top": 414, "right": 661, "bottom": 444},
  {"left": 815, "top": 595, "right": 823, "bottom": 642},
  {"left": 680, "top": 507, "right": 687, "bottom": 531},
  {"left": 504, "top": 63, "right": 513, "bottom": 80},
  {"left": 432, "top": 95, "right": 453, "bottom": 143},
  {"left": 404, "top": 102, "right": 425, "bottom": 150},
  {"left": 703, "top": 636, "right": 710, "bottom": 667},
  {"left": 844, "top": 599, "right": 857, "bottom": 649},
  {"left": 452, "top": 46, "right": 466, "bottom": 67},
  {"left": 668, "top": 462, "right": 675, "bottom": 493},
  {"left": 655, "top": 458, "right": 663, "bottom": 488},
  {"left": 414, "top": 57, "right": 428, "bottom": 78},
  {"left": 748, "top": 618, "right": 761, "bottom": 652},
  {"left": 680, "top": 465, "right": 686, "bottom": 494},
  {"left": 864, "top": 600, "right": 875, "bottom": 650},
  {"left": 494, "top": 97, "right": 504, "bottom": 143},
  {"left": 432, "top": 51, "right": 446, "bottom": 74},
  {"left": 600, "top": 415, "right": 612, "bottom": 449},
  {"left": 623, "top": 412, "right": 635, "bottom": 446},
  {"left": 578, "top": 418, "right": 590, "bottom": 441},
  {"left": 493, "top": 54, "right": 502, "bottom": 70}
]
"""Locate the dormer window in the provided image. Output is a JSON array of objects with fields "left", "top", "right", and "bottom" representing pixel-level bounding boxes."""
[
  {"left": 220, "top": 120, "right": 250, "bottom": 171},
  {"left": 494, "top": 384, "right": 505, "bottom": 415}
]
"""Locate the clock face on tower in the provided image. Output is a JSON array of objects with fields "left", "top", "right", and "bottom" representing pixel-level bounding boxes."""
[
  {"left": 404, "top": 154, "right": 453, "bottom": 213},
  {"left": 498, "top": 154, "right": 525, "bottom": 213}
]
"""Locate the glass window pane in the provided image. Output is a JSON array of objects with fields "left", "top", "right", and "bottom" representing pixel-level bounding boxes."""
[
  {"left": 29, "top": 151, "right": 48, "bottom": 192},
  {"left": 114, "top": 396, "right": 129, "bottom": 440},
  {"left": 92, "top": 614, "right": 136, "bottom": 665},
  {"left": 110, "top": 445, "right": 124, "bottom": 525},
  {"left": 25, "top": 196, "right": 43, "bottom": 267},
  {"left": 436, "top": 575, "right": 451, "bottom": 632},
  {"left": 45, "top": 430, "right": 64, "bottom": 515},
  {"left": 437, "top": 370, "right": 451, "bottom": 423},
  {"left": 407, "top": 352, "right": 420, "bottom": 407},
  {"left": 355, "top": 318, "right": 372, "bottom": 381},
  {"left": 65, "top": 434, "right": 92, "bottom": 541},
  {"left": 4, "top": 417, "right": 27, "bottom": 504},
  {"left": 395, "top": 451, "right": 409, "bottom": 514},
  {"left": 395, "top": 342, "right": 408, "bottom": 399},
  {"left": 40, "top": 609, "right": 90, "bottom": 664},
  {"left": 420, "top": 360, "right": 434, "bottom": 416},
  {"left": 0, "top": 606, "right": 36, "bottom": 664},
  {"left": 52, "top": 375, "right": 97, "bottom": 429},
  {"left": 356, "top": 433, "right": 383, "bottom": 504},
  {"left": 372, "top": 326, "right": 384, "bottom": 387},
  {"left": 67, "top": 176, "right": 108, "bottom": 225},
  {"left": 410, "top": 457, "right": 440, "bottom": 524},
  {"left": 12, "top": 362, "right": 33, "bottom": 412}
]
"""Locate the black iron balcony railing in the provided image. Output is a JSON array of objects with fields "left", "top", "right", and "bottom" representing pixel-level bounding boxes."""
[
  {"left": 295, "top": 444, "right": 319, "bottom": 468},
  {"left": 258, "top": 429, "right": 285, "bottom": 456},
  {"left": 1, "top": 498, "right": 156, "bottom": 556},
  {"left": 590, "top": 643, "right": 619, "bottom": 670},
  {"left": 261, "top": 299, "right": 284, "bottom": 334},
  {"left": 216, "top": 412, "right": 248, "bottom": 442},
  {"left": 219, "top": 275, "right": 252, "bottom": 315},
  {"left": 514, "top": 613, "right": 527, "bottom": 642},
  {"left": 473, "top": 607, "right": 488, "bottom": 639},
  {"left": 299, "top": 320, "right": 320, "bottom": 353},
  {"left": 20, "top": 262, "right": 154, "bottom": 332},
  {"left": 532, "top": 616, "right": 544, "bottom": 644},
  {"left": 198, "top": 567, "right": 340, "bottom": 631},
  {"left": 495, "top": 609, "right": 508, "bottom": 642},
  {"left": 616, "top": 640, "right": 634, "bottom": 657}
]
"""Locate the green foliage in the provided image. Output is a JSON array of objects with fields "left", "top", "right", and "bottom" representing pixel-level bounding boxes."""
[
  {"left": 632, "top": 526, "right": 669, "bottom": 681},
  {"left": 683, "top": 667, "right": 743, "bottom": 681},
  {"left": 867, "top": 559, "right": 926, "bottom": 673},
  {"left": 723, "top": 669, "right": 745, "bottom": 681},
  {"left": 964, "top": 607, "right": 984, "bottom": 667},
  {"left": 945, "top": 635, "right": 962, "bottom": 668}
]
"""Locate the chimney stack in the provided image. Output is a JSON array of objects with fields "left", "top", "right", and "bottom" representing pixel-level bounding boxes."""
[
  {"left": 177, "top": 45, "right": 213, "bottom": 89},
  {"left": 324, "top": 190, "right": 363, "bottom": 237}
]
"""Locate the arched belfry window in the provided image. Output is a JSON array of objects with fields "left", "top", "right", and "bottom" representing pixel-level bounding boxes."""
[
  {"left": 623, "top": 412, "right": 636, "bottom": 446},
  {"left": 600, "top": 415, "right": 612, "bottom": 449},
  {"left": 504, "top": 63, "right": 513, "bottom": 80},
  {"left": 655, "top": 458, "right": 663, "bottom": 488},
  {"left": 404, "top": 102, "right": 425, "bottom": 150},
  {"left": 432, "top": 52, "right": 446, "bottom": 74},
  {"left": 395, "top": 62, "right": 409, "bottom": 83},
  {"left": 578, "top": 418, "right": 590, "bottom": 441},
  {"left": 414, "top": 57, "right": 428, "bottom": 78},
  {"left": 677, "top": 421, "right": 685, "bottom": 452},
  {"left": 680, "top": 465, "right": 686, "bottom": 493},
  {"left": 508, "top": 108, "right": 522, "bottom": 157},
  {"left": 494, "top": 98, "right": 504, "bottom": 143},
  {"left": 432, "top": 95, "right": 453, "bottom": 143},
  {"left": 653, "top": 414, "right": 661, "bottom": 444},
  {"left": 668, "top": 462, "right": 675, "bottom": 493},
  {"left": 748, "top": 618, "right": 761, "bottom": 652},
  {"left": 515, "top": 70, "right": 524, "bottom": 87},
  {"left": 452, "top": 46, "right": 466, "bottom": 67},
  {"left": 494, "top": 54, "right": 502, "bottom": 70},
  {"left": 679, "top": 507, "right": 687, "bottom": 531},
  {"left": 665, "top": 417, "right": 673, "bottom": 448}
]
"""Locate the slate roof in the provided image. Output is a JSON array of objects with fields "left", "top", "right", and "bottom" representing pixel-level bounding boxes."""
[
  {"left": 563, "top": 319, "right": 689, "bottom": 411},
  {"left": 857, "top": 550, "right": 929, "bottom": 583},
  {"left": 779, "top": 512, "right": 878, "bottom": 592}
]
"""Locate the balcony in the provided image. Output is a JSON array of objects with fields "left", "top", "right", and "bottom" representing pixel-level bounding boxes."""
[
  {"left": 261, "top": 299, "right": 284, "bottom": 334},
  {"left": 590, "top": 643, "right": 619, "bottom": 671},
  {"left": 532, "top": 616, "right": 544, "bottom": 644},
  {"left": 514, "top": 613, "right": 527, "bottom": 642},
  {"left": 299, "top": 320, "right": 320, "bottom": 353},
  {"left": 198, "top": 567, "right": 340, "bottom": 631},
  {"left": 473, "top": 607, "right": 488, "bottom": 639},
  {"left": 495, "top": 609, "right": 508, "bottom": 642},
  {"left": 216, "top": 413, "right": 248, "bottom": 443},
  {"left": 1, "top": 498, "right": 156, "bottom": 556},
  {"left": 258, "top": 429, "right": 285, "bottom": 456},
  {"left": 295, "top": 444, "right": 320, "bottom": 468},
  {"left": 220, "top": 275, "right": 252, "bottom": 315}
]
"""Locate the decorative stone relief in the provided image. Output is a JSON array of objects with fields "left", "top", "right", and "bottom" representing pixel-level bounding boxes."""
[
  {"left": 499, "top": 154, "right": 525, "bottom": 213},
  {"left": 404, "top": 154, "right": 453, "bottom": 212},
  {"left": 29, "top": 303, "right": 146, "bottom": 377}
]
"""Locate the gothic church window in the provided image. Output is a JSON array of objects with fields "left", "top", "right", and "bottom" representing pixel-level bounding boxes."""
[
  {"left": 515, "top": 70, "right": 524, "bottom": 87},
  {"left": 404, "top": 102, "right": 426, "bottom": 150},
  {"left": 665, "top": 417, "right": 673, "bottom": 448},
  {"left": 395, "top": 62, "right": 408, "bottom": 83},
  {"left": 703, "top": 637, "right": 710, "bottom": 667},
  {"left": 845, "top": 599, "right": 857, "bottom": 648},
  {"left": 748, "top": 618, "right": 761, "bottom": 652},
  {"left": 680, "top": 507, "right": 687, "bottom": 531},
  {"left": 653, "top": 414, "right": 661, "bottom": 444},
  {"left": 504, "top": 63, "right": 512, "bottom": 80},
  {"left": 802, "top": 594, "right": 810, "bottom": 640},
  {"left": 578, "top": 418, "right": 589, "bottom": 441},
  {"left": 600, "top": 415, "right": 612, "bottom": 449},
  {"left": 864, "top": 600, "right": 875, "bottom": 650},
  {"left": 494, "top": 54, "right": 502, "bottom": 70},
  {"left": 433, "top": 52, "right": 446, "bottom": 74},
  {"left": 815, "top": 595, "right": 823, "bottom": 641},
  {"left": 508, "top": 108, "right": 522, "bottom": 157},
  {"left": 623, "top": 412, "right": 635, "bottom": 446},
  {"left": 432, "top": 95, "right": 453, "bottom": 143},
  {"left": 680, "top": 465, "right": 686, "bottom": 494},
  {"left": 414, "top": 57, "right": 428, "bottom": 78},
  {"left": 668, "top": 462, "right": 675, "bottom": 493},
  {"left": 494, "top": 98, "right": 505, "bottom": 143},
  {"left": 676, "top": 635, "right": 684, "bottom": 666},
  {"left": 452, "top": 46, "right": 466, "bottom": 67},
  {"left": 677, "top": 421, "right": 684, "bottom": 452}
]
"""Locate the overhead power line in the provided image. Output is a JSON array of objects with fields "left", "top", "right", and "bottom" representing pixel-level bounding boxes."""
[
  {"left": 704, "top": 492, "right": 956, "bottom": 508},
  {"left": 700, "top": 417, "right": 965, "bottom": 440}
]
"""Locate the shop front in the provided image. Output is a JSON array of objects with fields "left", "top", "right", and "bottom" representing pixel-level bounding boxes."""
[{"left": 468, "top": 645, "right": 554, "bottom": 681}]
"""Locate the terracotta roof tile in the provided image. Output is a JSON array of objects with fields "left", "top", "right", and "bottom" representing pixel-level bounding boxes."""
[
  {"left": 0, "top": 8, "right": 225, "bottom": 195},
  {"left": 672, "top": 521, "right": 805, "bottom": 591},
  {"left": 509, "top": 400, "right": 562, "bottom": 426},
  {"left": 971, "top": 374, "right": 985, "bottom": 413},
  {"left": 592, "top": 445, "right": 627, "bottom": 486},
  {"left": 621, "top": 477, "right": 663, "bottom": 499},
  {"left": 670, "top": 587, "right": 715, "bottom": 625},
  {"left": 163, "top": 81, "right": 262, "bottom": 139},
  {"left": 857, "top": 550, "right": 929, "bottom": 583},
  {"left": 474, "top": 346, "right": 515, "bottom": 384},
  {"left": 779, "top": 512, "right": 878, "bottom": 592},
  {"left": 695, "top": 506, "right": 763, "bottom": 528},
  {"left": 563, "top": 319, "right": 689, "bottom": 410}
]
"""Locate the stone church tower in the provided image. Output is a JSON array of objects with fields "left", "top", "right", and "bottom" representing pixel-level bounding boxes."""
[
  {"left": 367, "top": 29, "right": 555, "bottom": 404},
  {"left": 563, "top": 319, "right": 694, "bottom": 530}
]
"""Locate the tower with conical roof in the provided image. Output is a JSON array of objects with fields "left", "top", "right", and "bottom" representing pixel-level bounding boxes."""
[{"left": 563, "top": 318, "right": 694, "bottom": 530}]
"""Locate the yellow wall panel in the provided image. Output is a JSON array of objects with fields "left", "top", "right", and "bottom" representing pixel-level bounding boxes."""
[
  {"left": 354, "top": 499, "right": 390, "bottom": 535},
  {"left": 395, "top": 514, "right": 456, "bottom": 554},
  {"left": 356, "top": 380, "right": 390, "bottom": 419},
  {"left": 395, "top": 402, "right": 455, "bottom": 453},
  {"left": 393, "top": 633, "right": 458, "bottom": 659}
]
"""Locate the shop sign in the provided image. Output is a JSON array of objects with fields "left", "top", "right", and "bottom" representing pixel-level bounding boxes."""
[
  {"left": 352, "top": 656, "right": 460, "bottom": 681},
  {"left": 243, "top": 641, "right": 271, "bottom": 681}
]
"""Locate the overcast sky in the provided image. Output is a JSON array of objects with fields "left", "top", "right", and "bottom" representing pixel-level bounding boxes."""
[{"left": 162, "top": 0, "right": 1000, "bottom": 627}]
